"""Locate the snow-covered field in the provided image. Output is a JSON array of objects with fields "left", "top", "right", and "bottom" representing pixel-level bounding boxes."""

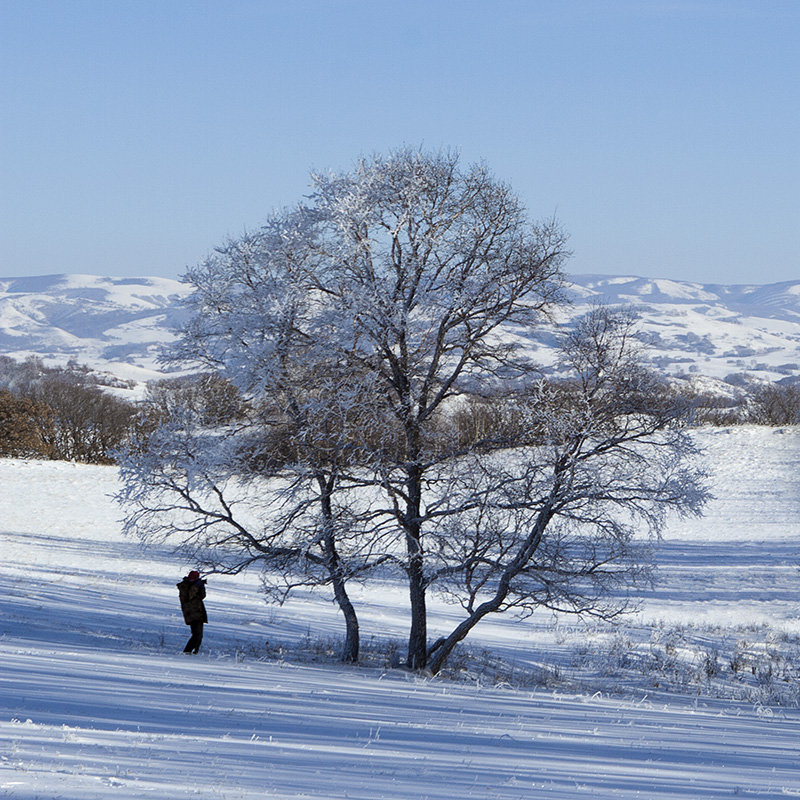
[{"left": 2, "top": 427, "right": 800, "bottom": 799}]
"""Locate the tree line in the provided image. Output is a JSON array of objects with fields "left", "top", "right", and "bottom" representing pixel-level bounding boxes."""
[
  {"left": 1, "top": 352, "right": 796, "bottom": 465},
  {"left": 0, "top": 357, "right": 138, "bottom": 462}
]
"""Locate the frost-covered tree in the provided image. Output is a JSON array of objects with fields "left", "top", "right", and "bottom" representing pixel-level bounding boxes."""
[
  {"left": 119, "top": 148, "right": 570, "bottom": 668},
  {"left": 423, "top": 307, "right": 708, "bottom": 674},
  {"left": 118, "top": 148, "right": 706, "bottom": 673},
  {"left": 117, "top": 210, "right": 387, "bottom": 663},
  {"left": 307, "top": 148, "right": 570, "bottom": 667}
]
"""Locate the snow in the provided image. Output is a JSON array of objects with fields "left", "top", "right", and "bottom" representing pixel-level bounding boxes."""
[
  {"left": 561, "top": 275, "right": 800, "bottom": 383},
  {"left": 2, "top": 427, "right": 800, "bottom": 798}
]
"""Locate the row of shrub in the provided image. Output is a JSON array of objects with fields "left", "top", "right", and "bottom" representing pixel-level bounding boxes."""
[
  {"left": 1, "top": 355, "right": 799, "bottom": 464},
  {"left": 688, "top": 381, "right": 800, "bottom": 426},
  {"left": 0, "top": 357, "right": 139, "bottom": 462}
]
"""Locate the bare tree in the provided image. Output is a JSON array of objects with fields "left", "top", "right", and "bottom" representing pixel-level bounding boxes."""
[
  {"left": 0, "top": 388, "right": 54, "bottom": 458},
  {"left": 116, "top": 395, "right": 380, "bottom": 662},
  {"left": 748, "top": 382, "right": 800, "bottom": 425},
  {"left": 120, "top": 148, "right": 569, "bottom": 668},
  {"left": 423, "top": 307, "right": 708, "bottom": 674},
  {"left": 118, "top": 149, "right": 706, "bottom": 674},
  {"left": 147, "top": 373, "right": 246, "bottom": 427},
  {"left": 117, "top": 210, "right": 386, "bottom": 663},
  {"left": 0, "top": 357, "right": 139, "bottom": 464},
  {"left": 30, "top": 379, "right": 137, "bottom": 463},
  {"left": 308, "top": 147, "right": 570, "bottom": 667}
]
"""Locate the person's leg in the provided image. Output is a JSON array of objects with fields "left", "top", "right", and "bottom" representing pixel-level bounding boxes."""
[
  {"left": 183, "top": 621, "right": 203, "bottom": 653},
  {"left": 191, "top": 621, "right": 204, "bottom": 654}
]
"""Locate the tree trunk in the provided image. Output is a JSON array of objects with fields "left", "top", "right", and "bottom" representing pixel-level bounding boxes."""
[
  {"left": 428, "top": 596, "right": 504, "bottom": 675},
  {"left": 331, "top": 568, "right": 360, "bottom": 663},
  {"left": 404, "top": 461, "right": 428, "bottom": 669},
  {"left": 406, "top": 544, "right": 427, "bottom": 669},
  {"left": 317, "top": 473, "right": 360, "bottom": 663}
]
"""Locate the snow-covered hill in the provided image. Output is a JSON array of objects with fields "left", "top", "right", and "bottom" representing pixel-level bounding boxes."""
[
  {"left": 2, "top": 272, "right": 800, "bottom": 387},
  {"left": 564, "top": 275, "right": 800, "bottom": 383},
  {"left": 1, "top": 427, "right": 799, "bottom": 798},
  {"left": 0, "top": 274, "right": 190, "bottom": 384}
]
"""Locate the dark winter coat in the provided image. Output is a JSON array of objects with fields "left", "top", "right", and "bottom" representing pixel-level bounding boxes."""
[{"left": 177, "top": 578, "right": 208, "bottom": 625}]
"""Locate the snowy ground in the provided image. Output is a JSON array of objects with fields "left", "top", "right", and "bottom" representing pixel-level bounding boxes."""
[{"left": 1, "top": 426, "right": 799, "bottom": 799}]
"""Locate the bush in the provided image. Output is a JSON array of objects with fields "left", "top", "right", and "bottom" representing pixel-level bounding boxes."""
[
  {"left": 146, "top": 373, "right": 245, "bottom": 426},
  {"left": 0, "top": 389, "right": 54, "bottom": 458},
  {"left": 748, "top": 383, "right": 800, "bottom": 425},
  {"left": 0, "top": 356, "right": 140, "bottom": 463},
  {"left": 29, "top": 379, "right": 138, "bottom": 463}
]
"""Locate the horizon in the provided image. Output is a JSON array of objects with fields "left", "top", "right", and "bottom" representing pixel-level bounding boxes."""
[{"left": 2, "top": 1, "right": 798, "bottom": 284}]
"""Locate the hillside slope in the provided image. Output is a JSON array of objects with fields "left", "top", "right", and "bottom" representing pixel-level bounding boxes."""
[
  {"left": 0, "top": 274, "right": 189, "bottom": 383},
  {"left": 1, "top": 272, "right": 800, "bottom": 387}
]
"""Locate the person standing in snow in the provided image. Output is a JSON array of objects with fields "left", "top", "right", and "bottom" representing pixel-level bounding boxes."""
[{"left": 177, "top": 570, "right": 207, "bottom": 654}]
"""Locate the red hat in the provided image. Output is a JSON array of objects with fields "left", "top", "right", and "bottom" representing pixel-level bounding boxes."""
[{"left": 187, "top": 570, "right": 200, "bottom": 580}]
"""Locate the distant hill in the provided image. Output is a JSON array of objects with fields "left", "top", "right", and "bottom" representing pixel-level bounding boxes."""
[
  {"left": 0, "top": 274, "right": 189, "bottom": 384},
  {"left": 1, "top": 272, "right": 799, "bottom": 391},
  {"left": 562, "top": 275, "right": 800, "bottom": 386}
]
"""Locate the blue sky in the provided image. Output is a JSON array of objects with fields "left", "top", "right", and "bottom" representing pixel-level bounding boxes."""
[{"left": 1, "top": 0, "right": 798, "bottom": 283}]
